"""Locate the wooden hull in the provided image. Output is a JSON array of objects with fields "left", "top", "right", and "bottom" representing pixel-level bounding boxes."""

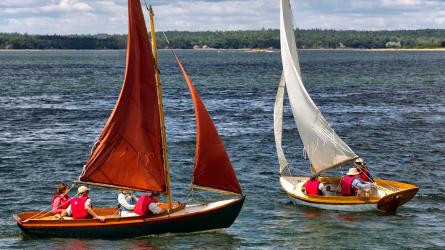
[
  {"left": 14, "top": 197, "right": 244, "bottom": 238},
  {"left": 280, "top": 176, "right": 418, "bottom": 213}
]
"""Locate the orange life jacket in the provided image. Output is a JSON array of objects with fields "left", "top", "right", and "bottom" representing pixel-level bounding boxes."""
[
  {"left": 134, "top": 194, "right": 155, "bottom": 216},
  {"left": 341, "top": 176, "right": 357, "bottom": 196},
  {"left": 70, "top": 196, "right": 90, "bottom": 219},
  {"left": 305, "top": 179, "right": 322, "bottom": 195}
]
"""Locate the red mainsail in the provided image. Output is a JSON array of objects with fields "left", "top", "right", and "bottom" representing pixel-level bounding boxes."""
[
  {"left": 79, "top": 0, "right": 165, "bottom": 192},
  {"left": 172, "top": 51, "right": 242, "bottom": 195}
]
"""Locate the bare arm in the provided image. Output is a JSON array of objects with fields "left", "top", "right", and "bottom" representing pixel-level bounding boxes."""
[
  {"left": 58, "top": 205, "right": 69, "bottom": 218},
  {"left": 352, "top": 179, "right": 372, "bottom": 190},
  {"left": 148, "top": 203, "right": 165, "bottom": 214},
  {"left": 86, "top": 205, "right": 105, "bottom": 222}
]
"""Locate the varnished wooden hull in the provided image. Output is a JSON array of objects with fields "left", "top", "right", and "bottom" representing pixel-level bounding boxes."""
[
  {"left": 14, "top": 197, "right": 244, "bottom": 238},
  {"left": 280, "top": 176, "right": 417, "bottom": 213}
]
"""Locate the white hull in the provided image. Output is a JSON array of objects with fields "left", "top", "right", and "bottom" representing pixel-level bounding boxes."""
[{"left": 288, "top": 194, "right": 378, "bottom": 212}]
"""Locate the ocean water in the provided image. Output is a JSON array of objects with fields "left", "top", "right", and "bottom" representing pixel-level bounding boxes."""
[{"left": 0, "top": 49, "right": 444, "bottom": 249}]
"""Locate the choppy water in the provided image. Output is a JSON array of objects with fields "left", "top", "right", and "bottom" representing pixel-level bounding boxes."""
[{"left": 0, "top": 50, "right": 444, "bottom": 249}]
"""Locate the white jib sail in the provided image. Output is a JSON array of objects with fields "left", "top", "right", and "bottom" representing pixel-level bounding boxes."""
[
  {"left": 279, "top": 0, "right": 357, "bottom": 173},
  {"left": 274, "top": 74, "right": 289, "bottom": 174}
]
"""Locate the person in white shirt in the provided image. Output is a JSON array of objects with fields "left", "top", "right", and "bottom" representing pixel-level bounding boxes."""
[
  {"left": 118, "top": 191, "right": 164, "bottom": 217},
  {"left": 118, "top": 190, "right": 139, "bottom": 217}
]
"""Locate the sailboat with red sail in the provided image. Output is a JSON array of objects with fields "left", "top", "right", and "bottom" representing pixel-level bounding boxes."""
[{"left": 14, "top": 0, "right": 244, "bottom": 238}]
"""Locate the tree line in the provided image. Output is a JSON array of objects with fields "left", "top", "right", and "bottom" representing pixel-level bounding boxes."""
[{"left": 1, "top": 29, "right": 444, "bottom": 50}]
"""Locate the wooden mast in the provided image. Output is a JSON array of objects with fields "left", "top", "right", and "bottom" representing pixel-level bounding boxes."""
[{"left": 147, "top": 4, "right": 172, "bottom": 210}]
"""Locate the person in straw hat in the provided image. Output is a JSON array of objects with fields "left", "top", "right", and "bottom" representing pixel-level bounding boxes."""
[
  {"left": 340, "top": 168, "right": 372, "bottom": 197},
  {"left": 354, "top": 157, "right": 373, "bottom": 182},
  {"left": 59, "top": 186, "right": 105, "bottom": 222}
]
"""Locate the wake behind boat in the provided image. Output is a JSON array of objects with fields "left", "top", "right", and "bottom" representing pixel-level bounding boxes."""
[
  {"left": 14, "top": 0, "right": 244, "bottom": 238},
  {"left": 274, "top": 0, "right": 418, "bottom": 212}
]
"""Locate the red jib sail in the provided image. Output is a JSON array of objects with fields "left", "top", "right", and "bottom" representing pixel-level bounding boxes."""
[
  {"left": 79, "top": 0, "right": 165, "bottom": 192},
  {"left": 172, "top": 51, "right": 242, "bottom": 195}
]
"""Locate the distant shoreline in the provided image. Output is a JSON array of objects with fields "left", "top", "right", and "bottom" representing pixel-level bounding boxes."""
[
  {"left": 1, "top": 48, "right": 445, "bottom": 52},
  {"left": 2, "top": 30, "right": 444, "bottom": 50}
]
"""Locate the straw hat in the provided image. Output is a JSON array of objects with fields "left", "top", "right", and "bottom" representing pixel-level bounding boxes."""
[
  {"left": 77, "top": 186, "right": 90, "bottom": 194},
  {"left": 354, "top": 158, "right": 364, "bottom": 164},
  {"left": 346, "top": 168, "right": 359, "bottom": 176}
]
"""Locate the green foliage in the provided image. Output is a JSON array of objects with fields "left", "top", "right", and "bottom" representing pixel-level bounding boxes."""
[
  {"left": 0, "top": 33, "right": 126, "bottom": 49},
  {"left": 0, "top": 29, "right": 444, "bottom": 49}
]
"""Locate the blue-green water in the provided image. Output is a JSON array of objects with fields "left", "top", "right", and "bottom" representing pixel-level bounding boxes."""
[{"left": 0, "top": 50, "right": 444, "bottom": 249}]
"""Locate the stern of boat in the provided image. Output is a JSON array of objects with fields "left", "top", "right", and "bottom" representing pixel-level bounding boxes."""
[{"left": 373, "top": 179, "right": 418, "bottom": 212}]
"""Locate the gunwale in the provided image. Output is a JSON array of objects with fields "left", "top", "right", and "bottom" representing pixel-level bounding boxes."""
[
  {"left": 280, "top": 176, "right": 418, "bottom": 211},
  {"left": 14, "top": 196, "right": 245, "bottom": 237},
  {"left": 15, "top": 197, "right": 243, "bottom": 229}
]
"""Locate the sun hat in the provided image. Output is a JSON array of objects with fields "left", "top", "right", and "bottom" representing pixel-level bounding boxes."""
[
  {"left": 346, "top": 168, "right": 359, "bottom": 176},
  {"left": 354, "top": 158, "right": 364, "bottom": 164},
  {"left": 77, "top": 186, "right": 90, "bottom": 194}
]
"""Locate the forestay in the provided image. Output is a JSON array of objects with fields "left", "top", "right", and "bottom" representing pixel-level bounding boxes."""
[
  {"left": 279, "top": 0, "right": 357, "bottom": 173},
  {"left": 171, "top": 51, "right": 242, "bottom": 195}
]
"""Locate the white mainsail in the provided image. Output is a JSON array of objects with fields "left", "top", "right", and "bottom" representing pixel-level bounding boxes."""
[{"left": 278, "top": 0, "right": 357, "bottom": 174}]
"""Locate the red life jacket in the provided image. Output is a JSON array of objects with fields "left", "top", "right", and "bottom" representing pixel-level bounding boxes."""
[
  {"left": 305, "top": 179, "right": 322, "bottom": 195},
  {"left": 70, "top": 195, "right": 90, "bottom": 219},
  {"left": 357, "top": 165, "right": 370, "bottom": 182},
  {"left": 341, "top": 176, "right": 357, "bottom": 196},
  {"left": 51, "top": 194, "right": 70, "bottom": 209},
  {"left": 134, "top": 194, "right": 155, "bottom": 216}
]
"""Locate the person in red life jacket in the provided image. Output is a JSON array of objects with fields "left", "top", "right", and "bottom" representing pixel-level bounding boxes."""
[
  {"left": 304, "top": 174, "right": 326, "bottom": 196},
  {"left": 51, "top": 183, "right": 70, "bottom": 215},
  {"left": 341, "top": 168, "right": 372, "bottom": 197},
  {"left": 354, "top": 158, "right": 374, "bottom": 182},
  {"left": 134, "top": 191, "right": 165, "bottom": 216},
  {"left": 59, "top": 186, "right": 105, "bottom": 222}
]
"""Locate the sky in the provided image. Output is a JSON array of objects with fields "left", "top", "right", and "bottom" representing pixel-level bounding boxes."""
[{"left": 0, "top": 0, "right": 444, "bottom": 34}]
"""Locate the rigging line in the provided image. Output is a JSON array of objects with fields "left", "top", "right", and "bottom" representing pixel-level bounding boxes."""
[
  {"left": 285, "top": 164, "right": 297, "bottom": 187},
  {"left": 143, "top": 0, "right": 150, "bottom": 12},
  {"left": 154, "top": 10, "right": 196, "bottom": 193},
  {"left": 286, "top": 163, "right": 309, "bottom": 177},
  {"left": 186, "top": 186, "right": 195, "bottom": 203},
  {"left": 23, "top": 185, "right": 76, "bottom": 222},
  {"left": 372, "top": 174, "right": 398, "bottom": 191},
  {"left": 90, "top": 136, "right": 100, "bottom": 154},
  {"left": 110, "top": 207, "right": 121, "bottom": 218},
  {"left": 354, "top": 164, "right": 397, "bottom": 191},
  {"left": 334, "top": 166, "right": 344, "bottom": 196},
  {"left": 146, "top": 5, "right": 197, "bottom": 196},
  {"left": 144, "top": 3, "right": 171, "bottom": 46}
]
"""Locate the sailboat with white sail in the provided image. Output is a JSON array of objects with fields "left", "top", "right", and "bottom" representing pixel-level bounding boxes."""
[
  {"left": 274, "top": 0, "right": 418, "bottom": 212},
  {"left": 14, "top": 0, "right": 244, "bottom": 238}
]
